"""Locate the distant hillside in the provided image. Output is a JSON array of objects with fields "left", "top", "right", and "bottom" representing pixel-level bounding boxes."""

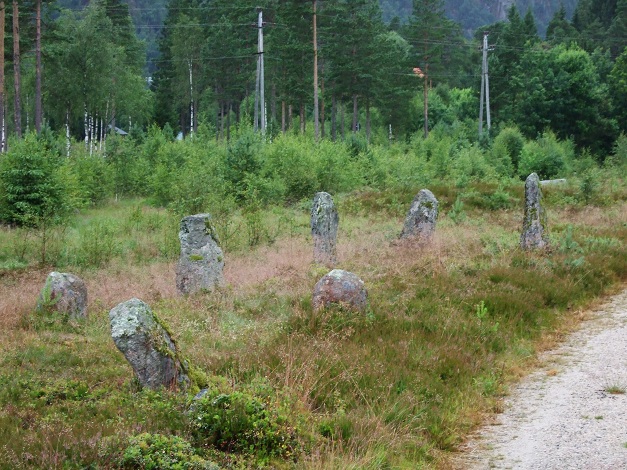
[{"left": 380, "top": 0, "right": 579, "bottom": 36}]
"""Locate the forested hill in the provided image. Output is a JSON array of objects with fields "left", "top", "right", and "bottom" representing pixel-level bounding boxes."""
[{"left": 381, "top": 0, "right": 578, "bottom": 36}]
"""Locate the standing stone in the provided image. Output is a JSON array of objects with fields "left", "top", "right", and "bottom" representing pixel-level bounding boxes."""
[
  {"left": 176, "top": 214, "right": 224, "bottom": 295},
  {"left": 400, "top": 189, "right": 438, "bottom": 241},
  {"left": 311, "top": 192, "right": 339, "bottom": 266},
  {"left": 109, "top": 298, "right": 190, "bottom": 390},
  {"left": 37, "top": 272, "right": 88, "bottom": 319},
  {"left": 312, "top": 269, "right": 367, "bottom": 313},
  {"left": 520, "top": 173, "right": 549, "bottom": 250}
]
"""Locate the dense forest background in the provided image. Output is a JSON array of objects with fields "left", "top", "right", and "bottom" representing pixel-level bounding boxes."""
[{"left": 0, "top": 0, "right": 624, "bottom": 159}]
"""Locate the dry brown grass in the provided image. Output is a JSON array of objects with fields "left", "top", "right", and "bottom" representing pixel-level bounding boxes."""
[{"left": 224, "top": 237, "right": 312, "bottom": 296}]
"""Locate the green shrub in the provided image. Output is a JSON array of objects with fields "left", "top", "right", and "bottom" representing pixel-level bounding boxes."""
[
  {"left": 345, "top": 133, "right": 368, "bottom": 158},
  {"left": 492, "top": 127, "right": 525, "bottom": 173},
  {"left": 314, "top": 139, "right": 361, "bottom": 194},
  {"left": 451, "top": 145, "right": 494, "bottom": 187},
  {"left": 0, "top": 134, "right": 75, "bottom": 226},
  {"left": 263, "top": 135, "right": 317, "bottom": 203},
  {"left": 518, "top": 131, "right": 573, "bottom": 180},
  {"left": 122, "top": 433, "right": 219, "bottom": 469},
  {"left": 107, "top": 133, "right": 152, "bottom": 197},
  {"left": 190, "top": 390, "right": 299, "bottom": 460},
  {"left": 606, "top": 133, "right": 627, "bottom": 168},
  {"left": 224, "top": 130, "right": 263, "bottom": 201},
  {"left": 68, "top": 150, "right": 113, "bottom": 206}
]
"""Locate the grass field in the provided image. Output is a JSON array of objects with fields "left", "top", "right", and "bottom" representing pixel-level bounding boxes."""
[{"left": 0, "top": 181, "right": 626, "bottom": 469}]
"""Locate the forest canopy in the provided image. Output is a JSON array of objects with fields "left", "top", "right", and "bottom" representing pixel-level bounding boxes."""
[{"left": 0, "top": 0, "right": 623, "bottom": 158}]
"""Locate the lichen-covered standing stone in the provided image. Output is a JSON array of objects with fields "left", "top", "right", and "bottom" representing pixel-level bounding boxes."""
[
  {"left": 37, "top": 272, "right": 88, "bottom": 319},
  {"left": 311, "top": 192, "right": 339, "bottom": 266},
  {"left": 176, "top": 214, "right": 224, "bottom": 295},
  {"left": 520, "top": 173, "right": 549, "bottom": 250},
  {"left": 109, "top": 298, "right": 190, "bottom": 390},
  {"left": 312, "top": 269, "right": 367, "bottom": 313},
  {"left": 400, "top": 189, "right": 439, "bottom": 241}
]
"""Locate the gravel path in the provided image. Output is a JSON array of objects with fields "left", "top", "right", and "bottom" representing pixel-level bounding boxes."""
[{"left": 455, "top": 288, "right": 627, "bottom": 470}]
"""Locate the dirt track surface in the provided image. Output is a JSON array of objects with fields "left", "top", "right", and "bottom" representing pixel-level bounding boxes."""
[{"left": 455, "top": 288, "right": 627, "bottom": 470}]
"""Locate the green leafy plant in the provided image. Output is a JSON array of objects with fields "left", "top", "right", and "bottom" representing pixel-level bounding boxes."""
[
  {"left": 121, "top": 433, "right": 218, "bottom": 469},
  {"left": 190, "top": 390, "right": 299, "bottom": 460},
  {"left": 449, "top": 196, "right": 466, "bottom": 224}
]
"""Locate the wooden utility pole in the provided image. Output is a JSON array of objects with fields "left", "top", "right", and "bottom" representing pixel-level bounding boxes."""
[
  {"left": 35, "top": 0, "right": 42, "bottom": 134},
  {"left": 313, "top": 0, "right": 319, "bottom": 141},
  {"left": 479, "top": 31, "right": 491, "bottom": 136},
  {"left": 254, "top": 8, "right": 265, "bottom": 134},
  {"left": 12, "top": 0, "right": 21, "bottom": 138},
  {"left": 0, "top": 1, "right": 5, "bottom": 151},
  {"left": 423, "top": 61, "right": 428, "bottom": 138}
]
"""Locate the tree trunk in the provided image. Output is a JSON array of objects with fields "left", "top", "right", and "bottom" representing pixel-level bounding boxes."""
[
  {"left": 12, "top": 0, "right": 21, "bottom": 138},
  {"left": 111, "top": 99, "right": 116, "bottom": 133},
  {"left": 271, "top": 83, "right": 276, "bottom": 127},
  {"left": 35, "top": 0, "right": 42, "bottom": 134},
  {"left": 281, "top": 100, "right": 286, "bottom": 134},
  {"left": 424, "top": 66, "right": 429, "bottom": 139},
  {"left": 219, "top": 100, "right": 224, "bottom": 141},
  {"left": 340, "top": 102, "right": 345, "bottom": 140},
  {"left": 366, "top": 99, "right": 371, "bottom": 143},
  {"left": 320, "top": 60, "right": 325, "bottom": 140},
  {"left": 188, "top": 60, "right": 194, "bottom": 135},
  {"left": 331, "top": 94, "right": 336, "bottom": 141},
  {"left": 0, "top": 1, "right": 5, "bottom": 151},
  {"left": 313, "top": 0, "right": 319, "bottom": 141},
  {"left": 352, "top": 94, "right": 358, "bottom": 133},
  {"left": 66, "top": 107, "right": 70, "bottom": 157},
  {"left": 226, "top": 101, "right": 231, "bottom": 142},
  {"left": 288, "top": 104, "right": 293, "bottom": 131},
  {"left": 84, "top": 104, "right": 88, "bottom": 150},
  {"left": 300, "top": 102, "right": 305, "bottom": 134}
]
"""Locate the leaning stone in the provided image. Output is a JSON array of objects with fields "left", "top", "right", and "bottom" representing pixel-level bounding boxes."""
[
  {"left": 520, "top": 173, "right": 550, "bottom": 250},
  {"left": 312, "top": 269, "right": 367, "bottom": 313},
  {"left": 176, "top": 214, "right": 224, "bottom": 295},
  {"left": 311, "top": 192, "right": 339, "bottom": 266},
  {"left": 400, "top": 189, "right": 439, "bottom": 241},
  {"left": 37, "top": 272, "right": 88, "bottom": 319},
  {"left": 109, "top": 298, "right": 190, "bottom": 391}
]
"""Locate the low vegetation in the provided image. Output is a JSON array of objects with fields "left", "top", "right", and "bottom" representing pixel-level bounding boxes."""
[{"left": 0, "top": 126, "right": 625, "bottom": 468}]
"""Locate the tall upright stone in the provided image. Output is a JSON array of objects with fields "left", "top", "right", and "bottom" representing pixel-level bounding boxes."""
[
  {"left": 311, "top": 192, "right": 339, "bottom": 266},
  {"left": 37, "top": 272, "right": 88, "bottom": 319},
  {"left": 109, "top": 298, "right": 190, "bottom": 390},
  {"left": 176, "top": 214, "right": 224, "bottom": 295},
  {"left": 520, "top": 173, "right": 549, "bottom": 250},
  {"left": 400, "top": 189, "right": 438, "bottom": 241}
]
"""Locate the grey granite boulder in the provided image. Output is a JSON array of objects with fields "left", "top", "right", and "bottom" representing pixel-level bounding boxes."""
[
  {"left": 176, "top": 214, "right": 224, "bottom": 295},
  {"left": 400, "top": 189, "right": 438, "bottom": 241},
  {"left": 520, "top": 173, "right": 549, "bottom": 250},
  {"left": 312, "top": 269, "right": 367, "bottom": 313},
  {"left": 37, "top": 272, "right": 88, "bottom": 319},
  {"left": 311, "top": 192, "right": 339, "bottom": 266},
  {"left": 109, "top": 298, "right": 190, "bottom": 390}
]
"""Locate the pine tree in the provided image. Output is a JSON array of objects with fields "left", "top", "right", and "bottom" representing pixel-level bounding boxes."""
[
  {"left": 407, "top": 0, "right": 456, "bottom": 137},
  {"left": 546, "top": 3, "right": 579, "bottom": 45}
]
